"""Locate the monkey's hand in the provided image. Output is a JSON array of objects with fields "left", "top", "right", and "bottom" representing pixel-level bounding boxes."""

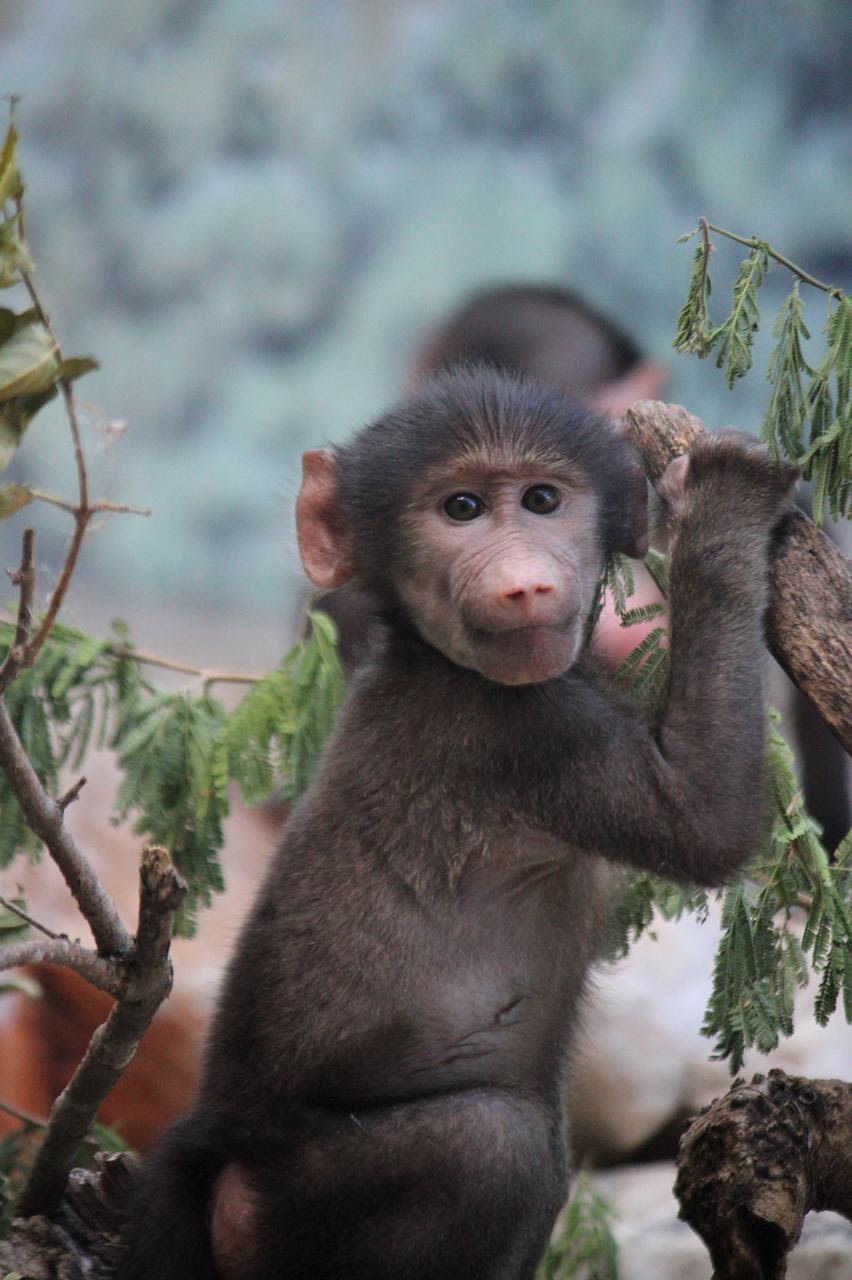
[{"left": 656, "top": 434, "right": 799, "bottom": 533}]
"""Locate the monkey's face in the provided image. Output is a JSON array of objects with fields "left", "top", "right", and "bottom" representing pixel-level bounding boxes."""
[{"left": 393, "top": 464, "right": 603, "bottom": 685}]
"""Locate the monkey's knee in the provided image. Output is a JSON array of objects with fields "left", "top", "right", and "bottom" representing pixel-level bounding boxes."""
[{"left": 210, "top": 1162, "right": 261, "bottom": 1280}]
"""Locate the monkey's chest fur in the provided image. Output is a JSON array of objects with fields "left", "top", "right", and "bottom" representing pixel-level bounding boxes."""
[{"left": 200, "top": 651, "right": 615, "bottom": 1146}]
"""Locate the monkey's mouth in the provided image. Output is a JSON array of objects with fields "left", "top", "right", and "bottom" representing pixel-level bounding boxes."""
[{"left": 466, "top": 617, "right": 582, "bottom": 685}]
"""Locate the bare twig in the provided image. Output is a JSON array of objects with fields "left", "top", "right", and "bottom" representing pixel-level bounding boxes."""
[
  {"left": 57, "top": 775, "right": 87, "bottom": 813},
  {"left": 0, "top": 936, "right": 123, "bottom": 997},
  {"left": 0, "top": 526, "right": 36, "bottom": 694},
  {"left": 0, "top": 1097, "right": 47, "bottom": 1128},
  {"left": 16, "top": 846, "right": 186, "bottom": 1218},
  {"left": 120, "top": 645, "right": 263, "bottom": 686},
  {"left": 0, "top": 893, "right": 60, "bottom": 939},
  {"left": 12, "top": 264, "right": 147, "bottom": 673},
  {"left": 28, "top": 489, "right": 152, "bottom": 519},
  {"left": 0, "top": 700, "right": 130, "bottom": 956}
]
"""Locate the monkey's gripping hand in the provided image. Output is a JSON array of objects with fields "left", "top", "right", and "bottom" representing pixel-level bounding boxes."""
[
  {"left": 648, "top": 435, "right": 797, "bottom": 877},
  {"left": 658, "top": 433, "right": 799, "bottom": 541}
]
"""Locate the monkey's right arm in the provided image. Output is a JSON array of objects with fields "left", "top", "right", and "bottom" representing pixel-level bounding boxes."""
[{"left": 524, "top": 436, "right": 798, "bottom": 886}]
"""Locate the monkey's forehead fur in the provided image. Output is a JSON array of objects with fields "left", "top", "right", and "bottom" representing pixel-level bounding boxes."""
[{"left": 335, "top": 365, "right": 639, "bottom": 520}]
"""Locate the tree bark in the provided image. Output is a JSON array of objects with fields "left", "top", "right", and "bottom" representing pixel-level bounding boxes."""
[
  {"left": 14, "top": 847, "right": 184, "bottom": 1219},
  {"left": 624, "top": 400, "right": 852, "bottom": 756},
  {"left": 0, "top": 1150, "right": 133, "bottom": 1279},
  {"left": 675, "top": 1068, "right": 852, "bottom": 1280}
]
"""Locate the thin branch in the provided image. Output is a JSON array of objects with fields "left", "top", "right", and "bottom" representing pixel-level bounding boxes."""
[
  {"left": 0, "top": 700, "right": 130, "bottom": 957},
  {"left": 57, "top": 775, "right": 87, "bottom": 813},
  {"left": 16, "top": 846, "right": 186, "bottom": 1218},
  {"left": 122, "top": 645, "right": 263, "bottom": 686},
  {"left": 27, "top": 489, "right": 152, "bottom": 519},
  {"left": 15, "top": 263, "right": 91, "bottom": 667},
  {"left": 0, "top": 1097, "right": 47, "bottom": 1129},
  {"left": 704, "top": 221, "right": 844, "bottom": 300},
  {"left": 0, "top": 936, "right": 123, "bottom": 998},
  {"left": 0, "top": 610, "right": 264, "bottom": 688},
  {"left": 90, "top": 499, "right": 152, "bottom": 517},
  {"left": 0, "top": 893, "right": 60, "bottom": 939},
  {"left": 0, "top": 526, "right": 36, "bottom": 694}
]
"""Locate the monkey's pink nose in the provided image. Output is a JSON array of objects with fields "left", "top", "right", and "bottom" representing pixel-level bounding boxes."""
[
  {"left": 501, "top": 582, "right": 555, "bottom": 602},
  {"left": 497, "top": 578, "right": 559, "bottom": 623}
]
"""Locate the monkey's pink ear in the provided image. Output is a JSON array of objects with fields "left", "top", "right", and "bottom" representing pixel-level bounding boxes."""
[{"left": 296, "top": 450, "right": 354, "bottom": 588}]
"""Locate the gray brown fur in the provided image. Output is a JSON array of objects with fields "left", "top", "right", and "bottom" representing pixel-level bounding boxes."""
[{"left": 117, "top": 367, "right": 796, "bottom": 1280}]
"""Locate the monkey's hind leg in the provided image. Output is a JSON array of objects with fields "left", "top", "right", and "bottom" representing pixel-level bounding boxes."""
[
  {"left": 237, "top": 1090, "right": 565, "bottom": 1280},
  {"left": 116, "top": 1112, "right": 222, "bottom": 1280}
]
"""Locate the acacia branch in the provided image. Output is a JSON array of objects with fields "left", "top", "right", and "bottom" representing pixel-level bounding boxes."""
[
  {"left": 704, "top": 220, "right": 844, "bottom": 300},
  {"left": 0, "top": 936, "right": 123, "bottom": 997},
  {"left": 624, "top": 400, "right": 852, "bottom": 755},
  {"left": 0, "top": 700, "right": 130, "bottom": 956},
  {"left": 15, "top": 845, "right": 185, "bottom": 1218},
  {"left": 675, "top": 1068, "right": 852, "bottom": 1279},
  {"left": 0, "top": 610, "right": 263, "bottom": 688}
]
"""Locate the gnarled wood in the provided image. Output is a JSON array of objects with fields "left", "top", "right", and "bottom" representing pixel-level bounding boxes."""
[
  {"left": 624, "top": 400, "right": 852, "bottom": 756},
  {"left": 675, "top": 1068, "right": 852, "bottom": 1280}
]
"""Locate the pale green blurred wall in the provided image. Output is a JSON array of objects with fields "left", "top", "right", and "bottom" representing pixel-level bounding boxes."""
[{"left": 0, "top": 0, "right": 848, "bottom": 620}]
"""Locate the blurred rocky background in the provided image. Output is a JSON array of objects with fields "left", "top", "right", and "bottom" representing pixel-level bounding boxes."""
[{"left": 0, "top": 0, "right": 848, "bottom": 640}]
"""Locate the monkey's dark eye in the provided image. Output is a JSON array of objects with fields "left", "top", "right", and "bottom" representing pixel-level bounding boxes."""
[
  {"left": 444, "top": 493, "right": 484, "bottom": 521},
  {"left": 521, "top": 485, "right": 561, "bottom": 515}
]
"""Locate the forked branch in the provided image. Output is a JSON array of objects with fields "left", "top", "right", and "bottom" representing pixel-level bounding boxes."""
[{"left": 15, "top": 846, "right": 185, "bottom": 1218}]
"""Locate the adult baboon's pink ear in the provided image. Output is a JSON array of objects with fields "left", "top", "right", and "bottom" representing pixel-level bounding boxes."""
[{"left": 296, "top": 450, "right": 354, "bottom": 588}]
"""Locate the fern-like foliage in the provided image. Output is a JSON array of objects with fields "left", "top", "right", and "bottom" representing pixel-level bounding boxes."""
[
  {"left": 697, "top": 720, "right": 851, "bottom": 1071},
  {"left": 713, "top": 241, "right": 771, "bottom": 387},
  {"left": 600, "top": 558, "right": 851, "bottom": 1070},
  {"left": 0, "top": 612, "right": 344, "bottom": 934},
  {"left": 114, "top": 691, "right": 228, "bottom": 935},
  {"left": 672, "top": 241, "right": 715, "bottom": 357},
  {"left": 673, "top": 223, "right": 850, "bottom": 520},
  {"left": 762, "top": 283, "right": 812, "bottom": 462},
  {"left": 0, "top": 620, "right": 145, "bottom": 866},
  {"left": 536, "top": 1173, "right": 620, "bottom": 1280},
  {"left": 798, "top": 296, "right": 852, "bottom": 523},
  {"left": 605, "top": 554, "right": 669, "bottom": 711}
]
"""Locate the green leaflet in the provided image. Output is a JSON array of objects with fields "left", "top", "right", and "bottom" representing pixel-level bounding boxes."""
[
  {"left": 0, "top": 612, "right": 344, "bottom": 935},
  {"left": 600, "top": 552, "right": 851, "bottom": 1067},
  {"left": 674, "top": 225, "right": 850, "bottom": 521},
  {"left": 762, "top": 283, "right": 812, "bottom": 461},
  {"left": 672, "top": 238, "right": 716, "bottom": 358},
  {"left": 537, "top": 1173, "right": 620, "bottom": 1280},
  {"left": 713, "top": 242, "right": 770, "bottom": 387}
]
